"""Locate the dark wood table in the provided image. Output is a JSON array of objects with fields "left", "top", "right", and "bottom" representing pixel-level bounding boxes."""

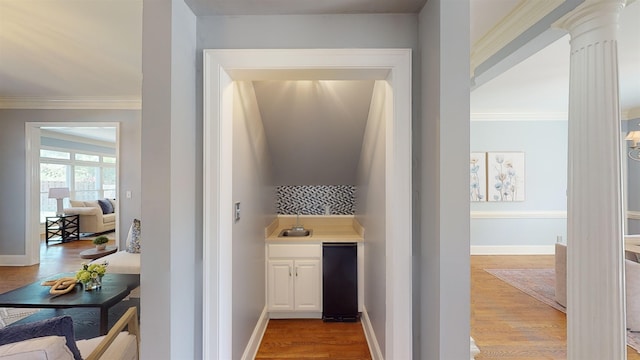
[{"left": 0, "top": 273, "right": 139, "bottom": 335}]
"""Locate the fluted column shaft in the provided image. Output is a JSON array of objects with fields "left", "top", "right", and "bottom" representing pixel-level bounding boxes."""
[{"left": 556, "top": 0, "right": 626, "bottom": 358}]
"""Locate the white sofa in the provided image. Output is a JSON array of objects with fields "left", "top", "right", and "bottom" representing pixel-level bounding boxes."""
[
  {"left": 555, "top": 242, "right": 640, "bottom": 331},
  {"left": 63, "top": 199, "right": 116, "bottom": 234},
  {"left": 0, "top": 307, "right": 139, "bottom": 360},
  {"left": 93, "top": 251, "right": 140, "bottom": 275},
  {"left": 90, "top": 219, "right": 141, "bottom": 298}
]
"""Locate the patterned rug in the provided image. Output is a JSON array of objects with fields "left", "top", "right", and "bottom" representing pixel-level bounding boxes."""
[{"left": 485, "top": 268, "right": 640, "bottom": 353}]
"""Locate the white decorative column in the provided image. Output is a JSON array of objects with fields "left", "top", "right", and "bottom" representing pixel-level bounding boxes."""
[{"left": 555, "top": 0, "right": 626, "bottom": 358}]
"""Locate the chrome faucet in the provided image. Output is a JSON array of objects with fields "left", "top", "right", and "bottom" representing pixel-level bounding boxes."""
[{"left": 292, "top": 211, "right": 304, "bottom": 231}]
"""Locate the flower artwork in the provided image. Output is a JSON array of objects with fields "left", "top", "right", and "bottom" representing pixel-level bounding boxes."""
[
  {"left": 470, "top": 152, "right": 487, "bottom": 202},
  {"left": 487, "top": 152, "right": 525, "bottom": 202}
]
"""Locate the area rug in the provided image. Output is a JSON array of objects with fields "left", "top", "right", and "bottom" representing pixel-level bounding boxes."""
[{"left": 485, "top": 268, "right": 640, "bottom": 353}]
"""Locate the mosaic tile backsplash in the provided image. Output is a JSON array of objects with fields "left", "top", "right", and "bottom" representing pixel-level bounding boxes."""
[{"left": 276, "top": 185, "right": 355, "bottom": 215}]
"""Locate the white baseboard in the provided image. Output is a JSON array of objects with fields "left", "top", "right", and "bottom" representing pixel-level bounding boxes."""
[
  {"left": 361, "top": 306, "right": 383, "bottom": 360},
  {"left": 471, "top": 245, "right": 555, "bottom": 255},
  {"left": 268, "top": 311, "right": 322, "bottom": 319},
  {"left": 241, "top": 306, "right": 269, "bottom": 360}
]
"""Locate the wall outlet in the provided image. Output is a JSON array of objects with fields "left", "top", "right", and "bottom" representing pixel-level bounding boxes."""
[{"left": 324, "top": 205, "right": 331, "bottom": 216}]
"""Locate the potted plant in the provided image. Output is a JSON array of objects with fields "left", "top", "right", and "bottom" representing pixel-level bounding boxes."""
[{"left": 92, "top": 235, "right": 109, "bottom": 250}]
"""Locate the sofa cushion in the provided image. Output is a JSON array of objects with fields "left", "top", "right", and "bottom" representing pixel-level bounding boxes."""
[
  {"left": 103, "top": 213, "right": 116, "bottom": 224},
  {"left": 83, "top": 200, "right": 101, "bottom": 209},
  {"left": 0, "top": 335, "right": 73, "bottom": 360},
  {"left": 69, "top": 200, "right": 85, "bottom": 207},
  {"left": 76, "top": 331, "right": 138, "bottom": 360},
  {"left": 126, "top": 219, "right": 141, "bottom": 254},
  {"left": 98, "top": 199, "right": 114, "bottom": 214},
  {"left": 93, "top": 251, "right": 140, "bottom": 275},
  {"left": 0, "top": 316, "right": 82, "bottom": 360},
  {"left": 554, "top": 243, "right": 567, "bottom": 307}
]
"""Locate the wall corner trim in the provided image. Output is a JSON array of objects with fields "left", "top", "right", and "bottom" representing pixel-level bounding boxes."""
[
  {"left": 361, "top": 306, "right": 384, "bottom": 360},
  {"left": 240, "top": 306, "right": 269, "bottom": 360}
]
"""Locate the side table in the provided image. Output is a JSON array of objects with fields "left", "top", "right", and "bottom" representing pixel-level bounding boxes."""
[
  {"left": 45, "top": 214, "right": 80, "bottom": 245},
  {"left": 80, "top": 246, "right": 118, "bottom": 260}
]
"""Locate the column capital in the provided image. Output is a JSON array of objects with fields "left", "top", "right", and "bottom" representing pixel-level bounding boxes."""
[{"left": 554, "top": 0, "right": 625, "bottom": 48}]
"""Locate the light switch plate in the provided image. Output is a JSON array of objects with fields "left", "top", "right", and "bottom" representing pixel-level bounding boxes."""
[{"left": 234, "top": 202, "right": 241, "bottom": 222}]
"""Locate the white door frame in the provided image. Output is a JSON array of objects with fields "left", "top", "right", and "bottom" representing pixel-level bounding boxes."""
[
  {"left": 202, "top": 49, "right": 412, "bottom": 359},
  {"left": 24, "top": 122, "right": 120, "bottom": 265}
]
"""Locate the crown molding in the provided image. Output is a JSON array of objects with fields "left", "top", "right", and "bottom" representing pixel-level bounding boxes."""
[
  {"left": 471, "top": 111, "right": 568, "bottom": 121},
  {"left": 0, "top": 96, "right": 141, "bottom": 110},
  {"left": 470, "top": 0, "right": 565, "bottom": 78}
]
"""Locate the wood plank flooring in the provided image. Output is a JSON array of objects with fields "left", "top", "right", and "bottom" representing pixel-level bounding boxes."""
[
  {"left": 256, "top": 319, "right": 372, "bottom": 359},
  {"left": 0, "top": 237, "right": 113, "bottom": 294},
  {"left": 472, "top": 255, "right": 640, "bottom": 360},
  {"left": 4, "top": 244, "right": 640, "bottom": 359}
]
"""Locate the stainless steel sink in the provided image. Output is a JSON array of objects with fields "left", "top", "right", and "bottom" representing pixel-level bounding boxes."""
[{"left": 278, "top": 229, "right": 313, "bottom": 237}]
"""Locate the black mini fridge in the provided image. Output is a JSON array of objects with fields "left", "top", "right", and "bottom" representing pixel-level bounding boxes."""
[{"left": 322, "top": 242, "right": 359, "bottom": 322}]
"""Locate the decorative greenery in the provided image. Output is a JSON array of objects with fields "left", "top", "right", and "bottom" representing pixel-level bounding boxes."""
[
  {"left": 76, "top": 262, "right": 107, "bottom": 283},
  {"left": 92, "top": 235, "right": 109, "bottom": 245}
]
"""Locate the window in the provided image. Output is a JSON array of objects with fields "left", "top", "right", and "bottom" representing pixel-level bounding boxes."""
[{"left": 40, "top": 147, "right": 116, "bottom": 222}]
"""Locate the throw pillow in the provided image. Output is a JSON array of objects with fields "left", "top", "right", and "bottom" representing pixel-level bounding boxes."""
[
  {"left": 126, "top": 219, "right": 141, "bottom": 254},
  {"left": 69, "top": 200, "right": 84, "bottom": 207},
  {"left": 97, "top": 199, "right": 114, "bottom": 214},
  {"left": 0, "top": 316, "right": 82, "bottom": 360}
]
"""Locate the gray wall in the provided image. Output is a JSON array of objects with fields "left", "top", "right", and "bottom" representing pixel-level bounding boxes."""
[
  {"left": 470, "top": 120, "right": 568, "bottom": 248},
  {"left": 419, "top": 0, "right": 471, "bottom": 359},
  {"left": 196, "top": 12, "right": 418, "bottom": 358},
  {"left": 356, "top": 81, "right": 387, "bottom": 354},
  {"left": 232, "top": 82, "right": 275, "bottom": 358},
  {"left": 0, "top": 109, "right": 141, "bottom": 255},
  {"left": 626, "top": 117, "right": 640, "bottom": 233},
  {"left": 139, "top": 4, "right": 473, "bottom": 359},
  {"left": 140, "top": 0, "right": 198, "bottom": 359}
]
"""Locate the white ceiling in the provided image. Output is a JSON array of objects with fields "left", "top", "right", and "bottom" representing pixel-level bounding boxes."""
[
  {"left": 0, "top": 0, "right": 638, "bottom": 150},
  {"left": 184, "top": 0, "right": 428, "bottom": 15},
  {"left": 471, "top": 0, "right": 640, "bottom": 120},
  {"left": 42, "top": 126, "right": 116, "bottom": 143},
  {"left": 0, "top": 0, "right": 142, "bottom": 101},
  {"left": 0, "top": 0, "right": 640, "bottom": 179},
  {"left": 0, "top": 0, "right": 637, "bottom": 115}
]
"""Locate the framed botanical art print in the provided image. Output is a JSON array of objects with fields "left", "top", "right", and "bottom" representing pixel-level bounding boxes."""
[
  {"left": 487, "top": 152, "right": 525, "bottom": 202},
  {"left": 470, "top": 152, "right": 487, "bottom": 202}
]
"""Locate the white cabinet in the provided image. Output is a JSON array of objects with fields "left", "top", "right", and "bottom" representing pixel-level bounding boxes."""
[
  {"left": 267, "top": 244, "right": 322, "bottom": 318},
  {"left": 267, "top": 260, "right": 294, "bottom": 311}
]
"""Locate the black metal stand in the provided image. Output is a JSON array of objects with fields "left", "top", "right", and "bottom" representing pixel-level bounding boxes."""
[{"left": 45, "top": 214, "right": 80, "bottom": 245}]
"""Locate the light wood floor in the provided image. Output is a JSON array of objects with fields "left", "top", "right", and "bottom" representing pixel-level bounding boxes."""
[
  {"left": 472, "top": 255, "right": 640, "bottom": 360},
  {"left": 3, "top": 245, "right": 639, "bottom": 358},
  {"left": 256, "top": 319, "right": 372, "bottom": 359}
]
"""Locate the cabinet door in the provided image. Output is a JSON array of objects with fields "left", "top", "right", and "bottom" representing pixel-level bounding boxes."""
[
  {"left": 268, "top": 260, "right": 294, "bottom": 311},
  {"left": 294, "top": 259, "right": 321, "bottom": 311}
]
